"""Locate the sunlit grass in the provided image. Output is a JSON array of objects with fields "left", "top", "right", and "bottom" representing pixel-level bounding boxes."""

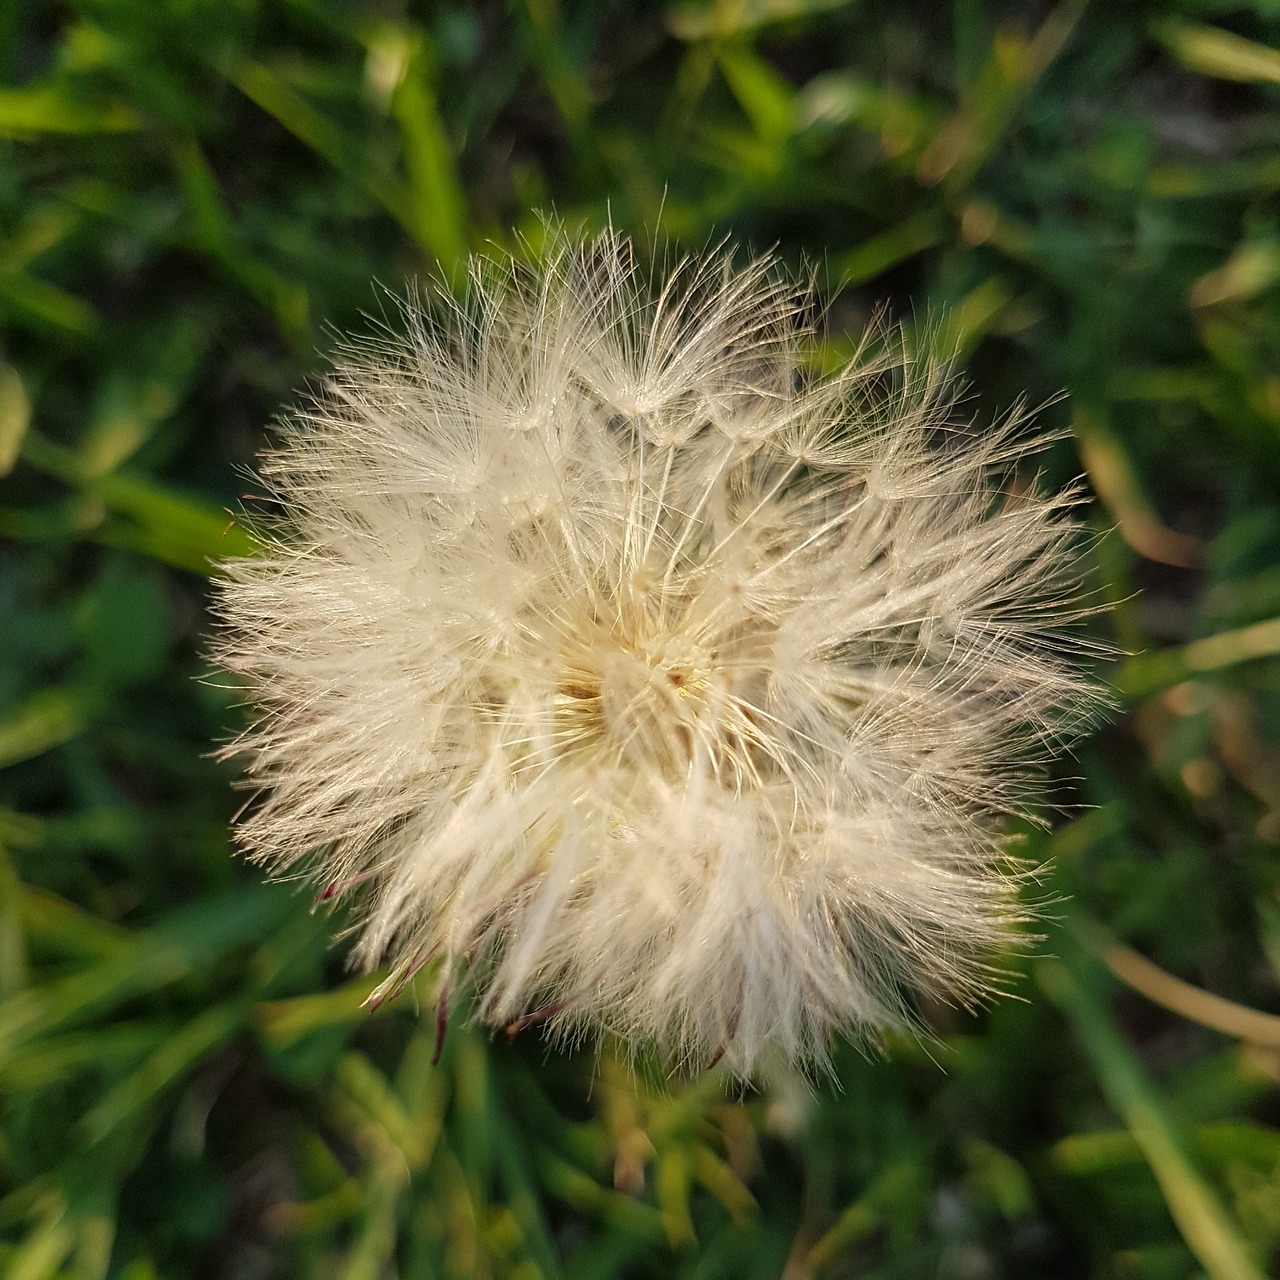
[{"left": 1, "top": 2, "right": 1278, "bottom": 1276}]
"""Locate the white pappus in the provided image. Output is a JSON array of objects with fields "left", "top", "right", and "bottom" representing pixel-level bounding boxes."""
[{"left": 212, "top": 232, "right": 1107, "bottom": 1078}]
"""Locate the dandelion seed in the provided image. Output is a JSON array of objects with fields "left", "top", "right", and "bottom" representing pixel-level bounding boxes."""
[{"left": 211, "top": 232, "right": 1108, "bottom": 1078}]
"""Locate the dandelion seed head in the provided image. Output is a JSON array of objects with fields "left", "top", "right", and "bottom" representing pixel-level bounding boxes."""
[{"left": 212, "top": 232, "right": 1108, "bottom": 1078}]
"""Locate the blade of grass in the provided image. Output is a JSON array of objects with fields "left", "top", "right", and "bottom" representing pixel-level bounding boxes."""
[
  {"left": 803, "top": 1161, "right": 920, "bottom": 1273},
  {"left": 19, "top": 430, "right": 258, "bottom": 568},
  {"left": 718, "top": 44, "right": 796, "bottom": 142},
  {"left": 81, "top": 1002, "right": 246, "bottom": 1143},
  {"left": 0, "top": 87, "right": 138, "bottom": 137},
  {"left": 832, "top": 210, "right": 947, "bottom": 286},
  {"left": 1039, "top": 933, "right": 1268, "bottom": 1280},
  {"left": 668, "top": 0, "right": 854, "bottom": 41},
  {"left": 1054, "top": 1121, "right": 1280, "bottom": 1177},
  {"left": 0, "top": 361, "right": 30, "bottom": 476},
  {"left": 0, "top": 689, "right": 84, "bottom": 770},
  {"left": 539, "top": 1153, "right": 665, "bottom": 1238},
  {"left": 1075, "top": 405, "right": 1201, "bottom": 569},
  {"left": 1118, "top": 617, "right": 1280, "bottom": 698},
  {"left": 514, "top": 0, "right": 591, "bottom": 135},
  {"left": 5, "top": 1211, "right": 74, "bottom": 1280},
  {"left": 18, "top": 885, "right": 131, "bottom": 960},
  {"left": 256, "top": 973, "right": 388, "bottom": 1049},
  {"left": 1100, "top": 938, "right": 1280, "bottom": 1050},
  {"left": 0, "top": 888, "right": 293, "bottom": 1052},
  {"left": 0, "top": 271, "right": 99, "bottom": 337},
  {"left": 917, "top": 0, "right": 1086, "bottom": 188},
  {"left": 0, "top": 1022, "right": 172, "bottom": 1091},
  {"left": 170, "top": 136, "right": 311, "bottom": 342},
  {"left": 1155, "top": 19, "right": 1280, "bottom": 87},
  {"left": 391, "top": 34, "right": 469, "bottom": 275},
  {"left": 0, "top": 845, "right": 26, "bottom": 999},
  {"left": 225, "top": 60, "right": 418, "bottom": 243}
]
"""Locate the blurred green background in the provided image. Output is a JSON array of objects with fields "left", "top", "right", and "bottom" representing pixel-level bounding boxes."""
[{"left": 2, "top": 1, "right": 1280, "bottom": 1277}]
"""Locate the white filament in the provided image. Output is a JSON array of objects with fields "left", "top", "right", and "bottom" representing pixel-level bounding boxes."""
[{"left": 212, "top": 233, "right": 1106, "bottom": 1078}]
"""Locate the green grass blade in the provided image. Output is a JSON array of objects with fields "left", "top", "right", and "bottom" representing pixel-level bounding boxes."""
[{"left": 1039, "top": 937, "right": 1268, "bottom": 1280}]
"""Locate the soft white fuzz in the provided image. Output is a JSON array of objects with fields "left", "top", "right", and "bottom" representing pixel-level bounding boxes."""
[{"left": 213, "top": 233, "right": 1103, "bottom": 1078}]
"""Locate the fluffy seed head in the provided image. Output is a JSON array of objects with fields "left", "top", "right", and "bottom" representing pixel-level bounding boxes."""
[{"left": 212, "top": 232, "right": 1105, "bottom": 1078}]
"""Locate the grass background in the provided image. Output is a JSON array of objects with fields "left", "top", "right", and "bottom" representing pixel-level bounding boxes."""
[{"left": 2, "top": 1, "right": 1280, "bottom": 1276}]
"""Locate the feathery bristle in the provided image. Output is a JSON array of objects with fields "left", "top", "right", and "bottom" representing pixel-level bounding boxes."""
[{"left": 211, "top": 232, "right": 1108, "bottom": 1078}]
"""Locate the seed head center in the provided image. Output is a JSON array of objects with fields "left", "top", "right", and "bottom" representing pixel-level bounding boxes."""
[{"left": 555, "top": 607, "right": 723, "bottom": 774}]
